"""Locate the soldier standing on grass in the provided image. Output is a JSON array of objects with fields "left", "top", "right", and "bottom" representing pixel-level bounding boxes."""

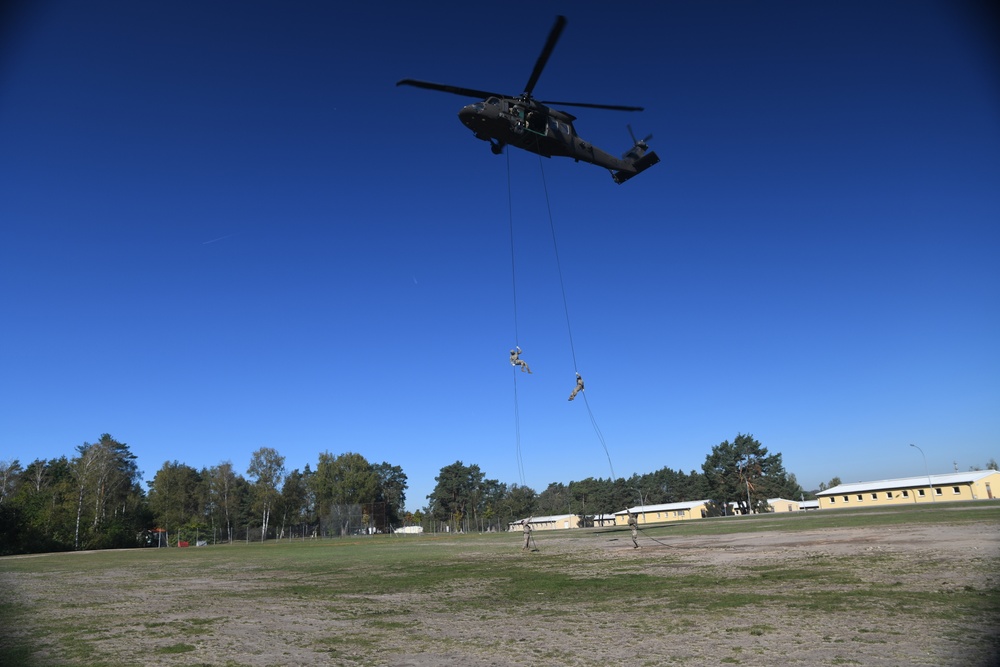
[
  {"left": 521, "top": 518, "right": 533, "bottom": 550},
  {"left": 627, "top": 510, "right": 640, "bottom": 549}
]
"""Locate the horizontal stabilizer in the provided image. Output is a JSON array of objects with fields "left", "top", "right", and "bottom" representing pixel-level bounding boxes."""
[{"left": 612, "top": 151, "right": 660, "bottom": 184}]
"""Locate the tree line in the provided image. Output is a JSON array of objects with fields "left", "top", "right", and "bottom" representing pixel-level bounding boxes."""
[
  {"left": 3, "top": 431, "right": 814, "bottom": 555},
  {"left": 423, "top": 433, "right": 808, "bottom": 532},
  {"left": 0, "top": 435, "right": 409, "bottom": 555}
]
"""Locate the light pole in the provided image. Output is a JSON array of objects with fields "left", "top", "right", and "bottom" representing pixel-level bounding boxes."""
[{"left": 910, "top": 443, "right": 935, "bottom": 502}]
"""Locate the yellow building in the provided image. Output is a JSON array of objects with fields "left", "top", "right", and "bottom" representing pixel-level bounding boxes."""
[
  {"left": 767, "top": 498, "right": 802, "bottom": 512},
  {"left": 614, "top": 500, "right": 710, "bottom": 526},
  {"left": 508, "top": 513, "right": 580, "bottom": 532},
  {"left": 815, "top": 470, "right": 1000, "bottom": 509}
]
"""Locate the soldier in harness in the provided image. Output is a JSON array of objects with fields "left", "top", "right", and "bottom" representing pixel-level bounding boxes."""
[
  {"left": 510, "top": 346, "right": 532, "bottom": 374},
  {"left": 568, "top": 372, "right": 584, "bottom": 401}
]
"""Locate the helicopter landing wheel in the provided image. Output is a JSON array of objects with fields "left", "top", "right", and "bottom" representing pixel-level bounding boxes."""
[{"left": 490, "top": 143, "right": 503, "bottom": 155}]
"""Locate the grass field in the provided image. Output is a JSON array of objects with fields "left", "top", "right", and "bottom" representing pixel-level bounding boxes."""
[{"left": 2, "top": 502, "right": 999, "bottom": 666}]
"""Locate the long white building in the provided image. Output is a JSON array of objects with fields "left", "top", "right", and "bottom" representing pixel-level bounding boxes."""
[{"left": 815, "top": 470, "right": 999, "bottom": 509}]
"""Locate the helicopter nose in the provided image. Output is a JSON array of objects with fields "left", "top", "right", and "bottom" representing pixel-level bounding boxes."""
[{"left": 458, "top": 103, "right": 479, "bottom": 129}]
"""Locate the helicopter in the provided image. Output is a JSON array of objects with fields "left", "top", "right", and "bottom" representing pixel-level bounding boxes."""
[{"left": 397, "top": 16, "right": 660, "bottom": 184}]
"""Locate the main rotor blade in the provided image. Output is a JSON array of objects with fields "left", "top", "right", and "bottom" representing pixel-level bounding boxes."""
[
  {"left": 540, "top": 100, "right": 645, "bottom": 112},
  {"left": 523, "top": 15, "right": 566, "bottom": 97},
  {"left": 396, "top": 79, "right": 503, "bottom": 100}
]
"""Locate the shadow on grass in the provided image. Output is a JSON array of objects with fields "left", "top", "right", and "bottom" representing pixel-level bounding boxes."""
[{"left": 0, "top": 601, "right": 44, "bottom": 667}]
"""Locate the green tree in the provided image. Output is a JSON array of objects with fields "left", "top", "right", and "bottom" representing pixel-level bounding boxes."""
[
  {"left": 771, "top": 472, "right": 806, "bottom": 501},
  {"left": 310, "top": 451, "right": 377, "bottom": 536},
  {"left": 277, "top": 468, "right": 311, "bottom": 539},
  {"left": 635, "top": 467, "right": 709, "bottom": 506},
  {"left": 566, "top": 477, "right": 617, "bottom": 515},
  {"left": 247, "top": 447, "right": 285, "bottom": 542},
  {"left": 428, "top": 461, "right": 484, "bottom": 532},
  {"left": 12, "top": 457, "right": 77, "bottom": 552},
  {"left": 147, "top": 461, "right": 202, "bottom": 543},
  {"left": 702, "top": 433, "right": 789, "bottom": 516},
  {"left": 535, "top": 482, "right": 569, "bottom": 516},
  {"left": 0, "top": 459, "right": 22, "bottom": 505},
  {"left": 502, "top": 483, "right": 536, "bottom": 525},
  {"left": 818, "top": 476, "right": 842, "bottom": 492},
  {"left": 372, "top": 462, "right": 407, "bottom": 531},
  {"left": 475, "top": 478, "right": 507, "bottom": 531},
  {"left": 71, "top": 434, "right": 145, "bottom": 550},
  {"left": 205, "top": 461, "right": 242, "bottom": 543}
]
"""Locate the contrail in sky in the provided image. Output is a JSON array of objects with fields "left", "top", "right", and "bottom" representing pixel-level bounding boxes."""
[{"left": 202, "top": 234, "right": 234, "bottom": 245}]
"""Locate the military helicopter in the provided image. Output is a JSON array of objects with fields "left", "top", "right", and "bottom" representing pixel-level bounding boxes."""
[{"left": 397, "top": 16, "right": 660, "bottom": 184}]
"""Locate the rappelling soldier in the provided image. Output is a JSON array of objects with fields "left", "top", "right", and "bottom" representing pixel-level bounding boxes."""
[
  {"left": 568, "top": 372, "right": 584, "bottom": 401},
  {"left": 510, "top": 346, "right": 532, "bottom": 374}
]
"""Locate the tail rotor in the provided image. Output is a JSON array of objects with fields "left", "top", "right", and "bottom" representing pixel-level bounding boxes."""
[
  {"left": 613, "top": 124, "right": 660, "bottom": 184},
  {"left": 627, "top": 123, "right": 653, "bottom": 150}
]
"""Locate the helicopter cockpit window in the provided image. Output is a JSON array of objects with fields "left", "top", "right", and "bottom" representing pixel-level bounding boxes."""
[
  {"left": 486, "top": 97, "right": 500, "bottom": 106},
  {"left": 549, "top": 119, "right": 570, "bottom": 135}
]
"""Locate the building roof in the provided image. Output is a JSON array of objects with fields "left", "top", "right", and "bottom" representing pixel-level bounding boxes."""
[
  {"left": 513, "top": 513, "right": 577, "bottom": 524},
  {"left": 815, "top": 470, "right": 999, "bottom": 496},
  {"left": 615, "top": 500, "right": 710, "bottom": 515}
]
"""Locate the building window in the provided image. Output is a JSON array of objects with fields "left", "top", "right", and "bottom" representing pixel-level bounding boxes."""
[
  {"left": 935, "top": 487, "right": 943, "bottom": 496},
  {"left": 952, "top": 486, "right": 960, "bottom": 495},
  {"left": 856, "top": 494, "right": 863, "bottom": 501},
  {"left": 843, "top": 495, "right": 850, "bottom": 502},
  {"left": 901, "top": 490, "right": 909, "bottom": 498},
  {"left": 830, "top": 497, "right": 836, "bottom": 504},
  {"left": 885, "top": 492, "right": 893, "bottom": 499},
  {"left": 918, "top": 489, "right": 925, "bottom": 497},
  {"left": 871, "top": 493, "right": 878, "bottom": 500}
]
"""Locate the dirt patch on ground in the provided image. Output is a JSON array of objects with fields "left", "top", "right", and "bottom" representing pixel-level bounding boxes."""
[{"left": 3, "top": 520, "right": 999, "bottom": 666}]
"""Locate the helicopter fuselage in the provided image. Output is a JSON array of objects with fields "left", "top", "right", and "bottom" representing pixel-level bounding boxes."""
[
  {"left": 458, "top": 96, "right": 628, "bottom": 171},
  {"left": 397, "top": 15, "right": 659, "bottom": 184}
]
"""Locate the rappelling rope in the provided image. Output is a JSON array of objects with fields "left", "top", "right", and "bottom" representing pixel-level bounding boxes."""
[
  {"left": 536, "top": 158, "right": 578, "bottom": 373},
  {"left": 636, "top": 525, "right": 673, "bottom": 547},
  {"left": 507, "top": 149, "right": 526, "bottom": 487},
  {"left": 582, "top": 392, "right": 615, "bottom": 480},
  {"left": 536, "top": 156, "right": 616, "bottom": 481},
  {"left": 626, "top": 486, "right": 671, "bottom": 547}
]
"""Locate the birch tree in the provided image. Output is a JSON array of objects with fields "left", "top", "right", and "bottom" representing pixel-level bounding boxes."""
[
  {"left": 207, "top": 461, "right": 240, "bottom": 543},
  {"left": 247, "top": 447, "right": 285, "bottom": 542},
  {"left": 0, "top": 459, "right": 22, "bottom": 505},
  {"left": 71, "top": 435, "right": 143, "bottom": 549}
]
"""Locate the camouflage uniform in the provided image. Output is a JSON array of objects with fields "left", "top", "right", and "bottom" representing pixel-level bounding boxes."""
[
  {"left": 628, "top": 512, "right": 640, "bottom": 548},
  {"left": 568, "top": 373, "right": 584, "bottom": 401},
  {"left": 510, "top": 347, "right": 532, "bottom": 374},
  {"left": 521, "top": 519, "right": 533, "bottom": 550}
]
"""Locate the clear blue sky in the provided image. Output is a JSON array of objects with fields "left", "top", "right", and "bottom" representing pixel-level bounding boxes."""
[{"left": 2, "top": 1, "right": 997, "bottom": 511}]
